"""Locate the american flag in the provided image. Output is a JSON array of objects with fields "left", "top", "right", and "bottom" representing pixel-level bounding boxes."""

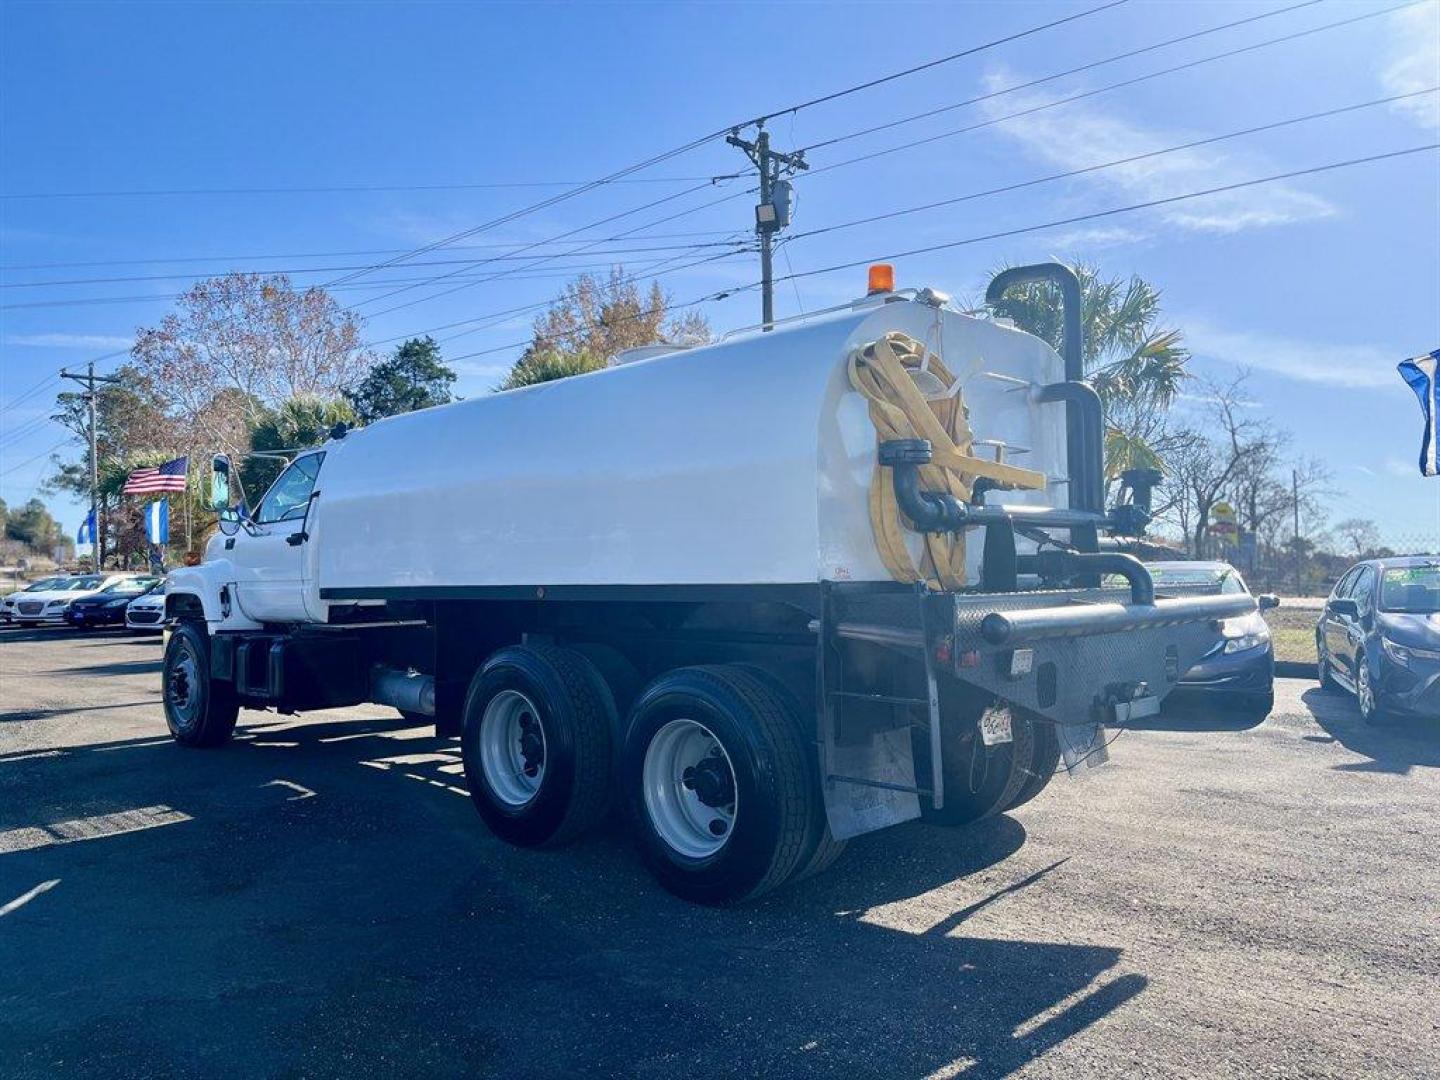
[{"left": 123, "top": 456, "right": 189, "bottom": 495}]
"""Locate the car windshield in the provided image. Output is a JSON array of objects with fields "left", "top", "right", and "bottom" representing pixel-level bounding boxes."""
[
  {"left": 103, "top": 579, "right": 157, "bottom": 596},
  {"left": 71, "top": 576, "right": 105, "bottom": 589},
  {"left": 1112, "top": 566, "right": 1248, "bottom": 594},
  {"left": 23, "top": 577, "right": 64, "bottom": 591},
  {"left": 1379, "top": 565, "right": 1440, "bottom": 613}
]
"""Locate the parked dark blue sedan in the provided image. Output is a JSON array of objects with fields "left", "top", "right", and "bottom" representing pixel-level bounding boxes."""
[
  {"left": 1317, "top": 556, "right": 1440, "bottom": 723},
  {"left": 1144, "top": 561, "right": 1278, "bottom": 722}
]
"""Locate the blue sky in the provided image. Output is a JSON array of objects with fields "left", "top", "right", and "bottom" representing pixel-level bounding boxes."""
[{"left": 2, "top": 0, "right": 1437, "bottom": 544}]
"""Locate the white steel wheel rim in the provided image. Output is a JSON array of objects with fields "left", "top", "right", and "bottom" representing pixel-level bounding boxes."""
[
  {"left": 642, "top": 718, "right": 738, "bottom": 860},
  {"left": 479, "top": 690, "right": 547, "bottom": 807}
]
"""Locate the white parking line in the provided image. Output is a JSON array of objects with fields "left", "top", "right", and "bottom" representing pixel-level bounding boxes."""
[
  {"left": 0, "top": 805, "right": 192, "bottom": 855},
  {"left": 0, "top": 878, "right": 59, "bottom": 917}
]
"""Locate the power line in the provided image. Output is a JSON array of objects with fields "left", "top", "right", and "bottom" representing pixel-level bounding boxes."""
[
  {"left": 320, "top": 1, "right": 1129, "bottom": 292},
  {"left": 0, "top": 437, "right": 70, "bottom": 479},
  {"left": 775, "top": 144, "right": 1440, "bottom": 286},
  {"left": 0, "top": 255, "right": 714, "bottom": 312},
  {"left": 0, "top": 232, "right": 750, "bottom": 272},
  {"left": 436, "top": 143, "right": 1438, "bottom": 368},
  {"left": 747, "top": 0, "right": 1130, "bottom": 125},
  {"left": 0, "top": 241, "right": 749, "bottom": 290},
  {"left": 377, "top": 0, "right": 1416, "bottom": 327},
  {"left": 0, "top": 176, "right": 736, "bottom": 200},
  {"left": 785, "top": 88, "right": 1439, "bottom": 245},
  {"left": 796, "top": 0, "right": 1328, "bottom": 153},
  {"left": 801, "top": 0, "right": 1425, "bottom": 180}
]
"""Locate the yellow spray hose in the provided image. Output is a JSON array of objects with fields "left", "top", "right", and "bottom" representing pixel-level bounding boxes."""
[{"left": 848, "top": 332, "right": 1047, "bottom": 590}]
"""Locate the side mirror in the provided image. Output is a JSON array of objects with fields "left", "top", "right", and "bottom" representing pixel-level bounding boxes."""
[
  {"left": 1257, "top": 594, "right": 1280, "bottom": 611},
  {"left": 210, "top": 455, "right": 232, "bottom": 512},
  {"left": 1328, "top": 597, "right": 1360, "bottom": 618}
]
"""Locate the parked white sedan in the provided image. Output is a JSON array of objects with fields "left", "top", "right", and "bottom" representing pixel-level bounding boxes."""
[
  {"left": 3, "top": 573, "right": 147, "bottom": 627},
  {"left": 1, "top": 576, "right": 70, "bottom": 623},
  {"left": 124, "top": 580, "right": 168, "bottom": 633}
]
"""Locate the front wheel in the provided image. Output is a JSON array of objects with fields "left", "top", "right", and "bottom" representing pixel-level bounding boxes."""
[
  {"left": 621, "top": 666, "right": 816, "bottom": 905},
  {"left": 1355, "top": 653, "right": 1388, "bottom": 725},
  {"left": 163, "top": 621, "right": 238, "bottom": 747}
]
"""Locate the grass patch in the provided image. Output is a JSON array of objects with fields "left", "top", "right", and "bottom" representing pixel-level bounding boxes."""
[{"left": 1263, "top": 607, "right": 1317, "bottom": 664}]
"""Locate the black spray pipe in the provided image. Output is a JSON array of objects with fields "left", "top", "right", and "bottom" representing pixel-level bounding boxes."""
[
  {"left": 1015, "top": 550, "right": 1156, "bottom": 607},
  {"left": 985, "top": 263, "right": 1093, "bottom": 511},
  {"left": 1035, "top": 381, "right": 1105, "bottom": 514}
]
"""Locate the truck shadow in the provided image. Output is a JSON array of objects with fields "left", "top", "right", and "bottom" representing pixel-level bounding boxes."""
[
  {"left": 1300, "top": 687, "right": 1440, "bottom": 775},
  {"left": 1, "top": 712, "right": 1146, "bottom": 1079}
]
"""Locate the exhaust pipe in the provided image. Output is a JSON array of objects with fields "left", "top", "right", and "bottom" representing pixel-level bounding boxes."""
[
  {"left": 369, "top": 666, "right": 435, "bottom": 717},
  {"left": 986, "top": 263, "right": 1101, "bottom": 513}
]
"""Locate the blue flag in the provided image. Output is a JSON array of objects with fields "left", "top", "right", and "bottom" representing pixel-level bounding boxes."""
[
  {"left": 144, "top": 499, "right": 169, "bottom": 545},
  {"left": 76, "top": 510, "right": 96, "bottom": 547},
  {"left": 1398, "top": 349, "right": 1440, "bottom": 477}
]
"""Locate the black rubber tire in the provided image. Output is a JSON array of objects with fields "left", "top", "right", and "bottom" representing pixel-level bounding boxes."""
[
  {"left": 461, "top": 645, "right": 615, "bottom": 848},
  {"left": 792, "top": 827, "right": 848, "bottom": 883},
  {"left": 162, "top": 620, "right": 239, "bottom": 748},
  {"left": 1001, "top": 716, "right": 1060, "bottom": 813},
  {"left": 1355, "top": 653, "right": 1389, "bottom": 726},
  {"left": 921, "top": 705, "right": 1036, "bottom": 826},
  {"left": 621, "top": 666, "right": 814, "bottom": 905}
]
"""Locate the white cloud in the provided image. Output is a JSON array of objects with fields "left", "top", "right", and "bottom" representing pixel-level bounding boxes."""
[
  {"left": 1043, "top": 225, "right": 1149, "bottom": 250},
  {"left": 976, "top": 66, "right": 1335, "bottom": 234},
  {"left": 1384, "top": 458, "right": 1418, "bottom": 478},
  {"left": 5, "top": 332, "right": 131, "bottom": 350},
  {"left": 1183, "top": 318, "right": 1400, "bottom": 389},
  {"left": 1382, "top": 5, "right": 1440, "bottom": 130}
]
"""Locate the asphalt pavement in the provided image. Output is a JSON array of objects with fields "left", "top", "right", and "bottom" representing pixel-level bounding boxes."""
[{"left": 1, "top": 626, "right": 1436, "bottom": 1079}]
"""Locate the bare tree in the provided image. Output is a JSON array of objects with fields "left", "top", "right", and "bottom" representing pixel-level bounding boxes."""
[
  {"left": 131, "top": 273, "right": 376, "bottom": 455},
  {"left": 1334, "top": 517, "right": 1381, "bottom": 557},
  {"left": 528, "top": 267, "right": 710, "bottom": 363},
  {"left": 1173, "top": 376, "right": 1261, "bottom": 554}
]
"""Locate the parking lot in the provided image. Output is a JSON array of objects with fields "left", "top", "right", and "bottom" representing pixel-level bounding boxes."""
[{"left": 1, "top": 627, "right": 1436, "bottom": 1079}]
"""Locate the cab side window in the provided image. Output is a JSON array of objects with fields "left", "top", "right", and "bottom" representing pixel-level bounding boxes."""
[
  {"left": 1351, "top": 566, "right": 1376, "bottom": 615},
  {"left": 255, "top": 454, "right": 324, "bottom": 525},
  {"left": 1332, "top": 569, "right": 1358, "bottom": 599}
]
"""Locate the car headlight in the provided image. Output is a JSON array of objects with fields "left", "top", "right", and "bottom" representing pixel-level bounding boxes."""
[
  {"left": 46, "top": 599, "right": 69, "bottom": 609},
  {"left": 105, "top": 599, "right": 129, "bottom": 609},
  {"left": 1224, "top": 632, "right": 1269, "bottom": 654},
  {"left": 1221, "top": 613, "right": 1271, "bottom": 654},
  {"left": 1383, "top": 638, "right": 1440, "bottom": 667}
]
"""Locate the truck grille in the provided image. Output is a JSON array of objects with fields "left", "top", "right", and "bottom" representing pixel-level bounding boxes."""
[
  {"left": 128, "top": 610, "right": 161, "bottom": 625},
  {"left": 18, "top": 601, "right": 44, "bottom": 615}
]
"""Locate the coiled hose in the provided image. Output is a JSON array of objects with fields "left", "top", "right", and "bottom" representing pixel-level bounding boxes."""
[{"left": 848, "top": 331, "right": 1046, "bottom": 590}]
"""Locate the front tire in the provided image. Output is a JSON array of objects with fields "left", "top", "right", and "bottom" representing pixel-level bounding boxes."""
[
  {"left": 461, "top": 645, "right": 615, "bottom": 848},
  {"left": 163, "top": 621, "right": 238, "bottom": 747},
  {"left": 1355, "top": 652, "right": 1388, "bottom": 725},
  {"left": 622, "top": 666, "right": 815, "bottom": 905}
]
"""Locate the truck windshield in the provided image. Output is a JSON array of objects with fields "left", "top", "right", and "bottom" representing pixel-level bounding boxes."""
[{"left": 1379, "top": 565, "right": 1440, "bottom": 613}]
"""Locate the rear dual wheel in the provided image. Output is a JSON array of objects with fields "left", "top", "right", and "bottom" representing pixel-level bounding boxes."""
[
  {"left": 461, "top": 645, "right": 616, "bottom": 848},
  {"left": 919, "top": 707, "right": 1058, "bottom": 825},
  {"left": 621, "top": 666, "right": 827, "bottom": 905}
]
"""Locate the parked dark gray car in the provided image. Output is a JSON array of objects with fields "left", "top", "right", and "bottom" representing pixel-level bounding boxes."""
[{"left": 1316, "top": 556, "right": 1440, "bottom": 723}]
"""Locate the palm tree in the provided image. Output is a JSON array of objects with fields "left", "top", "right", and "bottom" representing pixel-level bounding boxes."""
[{"left": 986, "top": 261, "right": 1189, "bottom": 476}]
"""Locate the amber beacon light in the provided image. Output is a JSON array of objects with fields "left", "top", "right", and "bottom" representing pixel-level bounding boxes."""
[{"left": 867, "top": 263, "right": 895, "bottom": 295}]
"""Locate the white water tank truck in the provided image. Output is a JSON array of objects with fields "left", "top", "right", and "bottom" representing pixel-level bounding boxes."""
[{"left": 162, "top": 263, "right": 1251, "bottom": 904}]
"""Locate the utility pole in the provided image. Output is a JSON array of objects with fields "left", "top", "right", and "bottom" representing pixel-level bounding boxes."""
[
  {"left": 727, "top": 122, "right": 807, "bottom": 329},
  {"left": 59, "top": 361, "right": 121, "bottom": 569}
]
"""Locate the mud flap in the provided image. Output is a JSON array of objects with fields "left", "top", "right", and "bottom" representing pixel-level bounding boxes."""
[{"left": 822, "top": 726, "right": 922, "bottom": 842}]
